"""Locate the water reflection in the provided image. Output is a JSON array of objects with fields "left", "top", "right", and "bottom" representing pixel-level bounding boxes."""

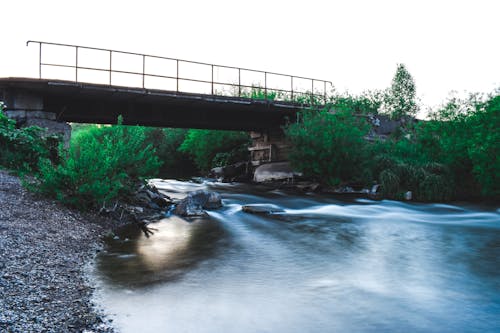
[{"left": 97, "top": 215, "right": 227, "bottom": 287}]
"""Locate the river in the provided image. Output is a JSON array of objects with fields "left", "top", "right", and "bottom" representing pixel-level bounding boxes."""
[{"left": 93, "top": 179, "right": 500, "bottom": 333}]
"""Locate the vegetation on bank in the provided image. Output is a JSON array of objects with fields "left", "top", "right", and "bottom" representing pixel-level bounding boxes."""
[
  {"left": 34, "top": 117, "right": 161, "bottom": 209},
  {"left": 0, "top": 102, "right": 59, "bottom": 173},
  {"left": 285, "top": 65, "right": 499, "bottom": 201}
]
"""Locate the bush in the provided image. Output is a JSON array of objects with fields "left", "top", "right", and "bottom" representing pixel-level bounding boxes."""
[
  {"left": 34, "top": 117, "right": 161, "bottom": 209},
  {"left": 285, "top": 108, "right": 369, "bottom": 186},
  {"left": 178, "top": 129, "right": 249, "bottom": 172},
  {"left": 0, "top": 103, "right": 59, "bottom": 172},
  {"left": 330, "top": 91, "right": 383, "bottom": 115},
  {"left": 144, "top": 128, "right": 197, "bottom": 178}
]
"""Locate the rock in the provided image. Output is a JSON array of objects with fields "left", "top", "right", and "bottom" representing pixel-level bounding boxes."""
[
  {"left": 174, "top": 190, "right": 223, "bottom": 217},
  {"left": 295, "top": 182, "right": 320, "bottom": 192},
  {"left": 368, "top": 184, "right": 382, "bottom": 200},
  {"left": 242, "top": 204, "right": 285, "bottom": 215},
  {"left": 404, "top": 191, "right": 413, "bottom": 201},
  {"left": 253, "top": 162, "right": 302, "bottom": 183},
  {"left": 210, "top": 162, "right": 249, "bottom": 182},
  {"left": 151, "top": 196, "right": 170, "bottom": 208},
  {"left": 135, "top": 192, "right": 150, "bottom": 204}
]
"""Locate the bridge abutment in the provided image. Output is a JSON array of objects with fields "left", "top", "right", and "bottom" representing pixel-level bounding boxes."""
[
  {"left": 1, "top": 89, "right": 71, "bottom": 147},
  {"left": 248, "top": 129, "right": 291, "bottom": 166}
]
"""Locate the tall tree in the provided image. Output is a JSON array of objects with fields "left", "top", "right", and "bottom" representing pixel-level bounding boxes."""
[{"left": 384, "top": 64, "right": 419, "bottom": 119}]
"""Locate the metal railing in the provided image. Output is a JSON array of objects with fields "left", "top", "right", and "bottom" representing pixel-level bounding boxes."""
[{"left": 27, "top": 40, "right": 333, "bottom": 104}]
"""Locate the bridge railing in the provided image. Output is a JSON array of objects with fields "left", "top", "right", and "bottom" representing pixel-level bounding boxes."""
[{"left": 27, "top": 41, "right": 332, "bottom": 105}]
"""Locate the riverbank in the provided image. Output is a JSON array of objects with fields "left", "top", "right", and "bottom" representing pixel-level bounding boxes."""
[{"left": 0, "top": 170, "right": 115, "bottom": 332}]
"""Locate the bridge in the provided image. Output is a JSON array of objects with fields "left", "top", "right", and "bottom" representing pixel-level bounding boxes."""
[
  {"left": 0, "top": 41, "right": 333, "bottom": 162},
  {"left": 0, "top": 41, "right": 332, "bottom": 131}
]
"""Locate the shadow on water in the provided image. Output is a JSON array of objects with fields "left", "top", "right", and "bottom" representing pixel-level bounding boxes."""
[{"left": 96, "top": 215, "right": 230, "bottom": 288}]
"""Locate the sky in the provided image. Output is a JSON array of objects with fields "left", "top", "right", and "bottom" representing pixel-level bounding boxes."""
[{"left": 1, "top": 0, "right": 499, "bottom": 113}]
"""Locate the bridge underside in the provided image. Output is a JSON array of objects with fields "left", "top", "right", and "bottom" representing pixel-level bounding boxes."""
[{"left": 0, "top": 78, "right": 303, "bottom": 131}]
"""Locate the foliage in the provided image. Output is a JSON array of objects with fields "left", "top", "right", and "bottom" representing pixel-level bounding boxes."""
[
  {"left": 383, "top": 64, "right": 419, "bottom": 119},
  {"left": 0, "top": 102, "right": 59, "bottom": 172},
  {"left": 285, "top": 108, "right": 369, "bottom": 186},
  {"left": 284, "top": 87, "right": 500, "bottom": 201},
  {"left": 178, "top": 129, "right": 249, "bottom": 172},
  {"left": 466, "top": 95, "right": 500, "bottom": 196},
  {"left": 373, "top": 91, "right": 499, "bottom": 200},
  {"left": 34, "top": 117, "right": 161, "bottom": 209},
  {"left": 144, "top": 128, "right": 197, "bottom": 178},
  {"left": 330, "top": 90, "right": 383, "bottom": 115}
]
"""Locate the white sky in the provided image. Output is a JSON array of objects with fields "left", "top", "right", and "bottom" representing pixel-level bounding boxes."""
[{"left": 1, "top": 0, "right": 499, "bottom": 112}]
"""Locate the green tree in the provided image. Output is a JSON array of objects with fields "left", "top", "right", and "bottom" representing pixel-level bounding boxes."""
[
  {"left": 467, "top": 95, "right": 500, "bottom": 197},
  {"left": 144, "top": 128, "right": 197, "bottom": 178},
  {"left": 285, "top": 108, "right": 369, "bottom": 186},
  {"left": 178, "top": 129, "right": 249, "bottom": 172},
  {"left": 384, "top": 64, "right": 419, "bottom": 119},
  {"left": 330, "top": 91, "right": 383, "bottom": 115}
]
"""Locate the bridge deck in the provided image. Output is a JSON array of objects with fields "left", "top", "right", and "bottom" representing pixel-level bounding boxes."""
[{"left": 0, "top": 78, "right": 306, "bottom": 131}]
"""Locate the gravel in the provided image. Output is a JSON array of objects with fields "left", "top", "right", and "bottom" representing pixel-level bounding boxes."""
[{"left": 0, "top": 170, "right": 116, "bottom": 332}]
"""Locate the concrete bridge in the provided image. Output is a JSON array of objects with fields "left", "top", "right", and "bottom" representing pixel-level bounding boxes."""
[{"left": 0, "top": 41, "right": 333, "bottom": 163}]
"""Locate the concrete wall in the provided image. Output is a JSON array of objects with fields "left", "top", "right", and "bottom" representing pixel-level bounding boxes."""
[
  {"left": 248, "top": 129, "right": 290, "bottom": 165},
  {"left": 1, "top": 90, "right": 71, "bottom": 147}
]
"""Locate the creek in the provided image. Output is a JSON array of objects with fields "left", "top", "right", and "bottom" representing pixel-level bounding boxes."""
[{"left": 94, "top": 179, "right": 500, "bottom": 333}]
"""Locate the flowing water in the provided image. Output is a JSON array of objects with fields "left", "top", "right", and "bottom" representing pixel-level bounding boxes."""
[{"left": 94, "top": 180, "right": 500, "bottom": 333}]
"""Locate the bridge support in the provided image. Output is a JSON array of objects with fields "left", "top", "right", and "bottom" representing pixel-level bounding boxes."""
[
  {"left": 1, "top": 89, "right": 71, "bottom": 147},
  {"left": 248, "top": 129, "right": 291, "bottom": 166}
]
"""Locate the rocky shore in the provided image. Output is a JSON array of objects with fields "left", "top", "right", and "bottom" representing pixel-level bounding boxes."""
[{"left": 0, "top": 170, "right": 115, "bottom": 332}]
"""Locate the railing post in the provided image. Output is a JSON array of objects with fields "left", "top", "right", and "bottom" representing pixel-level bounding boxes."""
[
  {"left": 238, "top": 68, "right": 241, "bottom": 97},
  {"left": 264, "top": 72, "right": 267, "bottom": 100},
  {"left": 211, "top": 65, "right": 214, "bottom": 95},
  {"left": 75, "top": 46, "right": 78, "bottom": 82},
  {"left": 176, "top": 59, "right": 179, "bottom": 92},
  {"left": 142, "top": 55, "right": 146, "bottom": 89},
  {"left": 291, "top": 76, "right": 294, "bottom": 101},
  {"left": 324, "top": 81, "right": 327, "bottom": 104},
  {"left": 311, "top": 79, "right": 314, "bottom": 105},
  {"left": 38, "top": 42, "right": 42, "bottom": 79},
  {"left": 109, "top": 51, "right": 112, "bottom": 85}
]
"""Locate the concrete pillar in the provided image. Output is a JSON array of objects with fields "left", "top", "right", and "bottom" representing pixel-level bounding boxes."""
[{"left": 248, "top": 129, "right": 291, "bottom": 166}]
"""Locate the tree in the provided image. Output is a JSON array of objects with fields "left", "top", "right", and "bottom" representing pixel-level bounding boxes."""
[
  {"left": 178, "top": 129, "right": 249, "bottom": 172},
  {"left": 384, "top": 64, "right": 419, "bottom": 119},
  {"left": 285, "top": 108, "right": 369, "bottom": 186}
]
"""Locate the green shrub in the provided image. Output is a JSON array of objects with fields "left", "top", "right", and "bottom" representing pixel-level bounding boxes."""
[
  {"left": 34, "top": 117, "right": 161, "bottom": 209},
  {"left": 285, "top": 108, "right": 369, "bottom": 186},
  {"left": 178, "top": 129, "right": 249, "bottom": 172},
  {"left": 330, "top": 91, "right": 383, "bottom": 115},
  {"left": 379, "top": 169, "right": 400, "bottom": 197},
  {"left": 0, "top": 103, "right": 59, "bottom": 172}
]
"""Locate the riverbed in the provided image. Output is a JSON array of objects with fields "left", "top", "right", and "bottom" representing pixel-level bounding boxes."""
[{"left": 94, "top": 179, "right": 500, "bottom": 333}]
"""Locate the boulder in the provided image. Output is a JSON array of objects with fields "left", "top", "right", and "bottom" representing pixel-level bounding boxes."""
[
  {"left": 174, "top": 190, "right": 223, "bottom": 217},
  {"left": 253, "top": 162, "right": 302, "bottom": 183},
  {"left": 242, "top": 204, "right": 285, "bottom": 215},
  {"left": 210, "top": 162, "right": 249, "bottom": 182}
]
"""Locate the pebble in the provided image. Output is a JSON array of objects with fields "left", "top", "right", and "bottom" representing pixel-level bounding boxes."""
[{"left": 0, "top": 170, "right": 116, "bottom": 332}]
